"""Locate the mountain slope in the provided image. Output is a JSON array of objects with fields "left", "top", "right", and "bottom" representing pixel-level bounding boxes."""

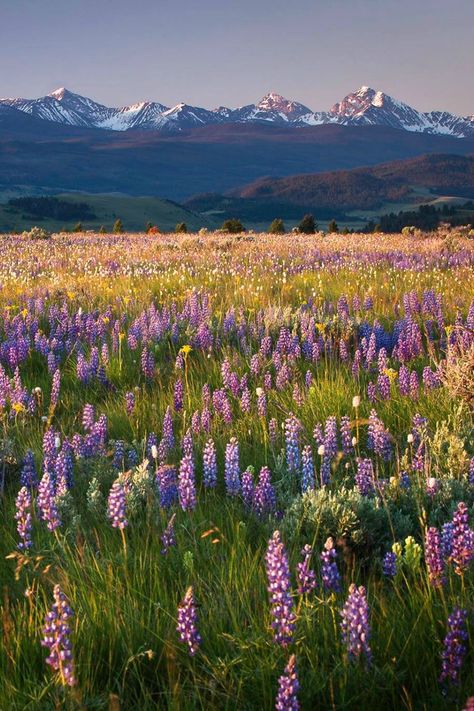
[{"left": 1, "top": 85, "right": 473, "bottom": 137}]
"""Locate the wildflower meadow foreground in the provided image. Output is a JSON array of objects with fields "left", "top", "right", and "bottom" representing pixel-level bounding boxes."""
[{"left": 0, "top": 231, "right": 473, "bottom": 710}]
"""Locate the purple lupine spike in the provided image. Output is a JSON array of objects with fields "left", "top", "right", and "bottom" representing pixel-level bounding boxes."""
[
  {"left": 50, "top": 369, "right": 61, "bottom": 409},
  {"left": 296, "top": 544, "right": 317, "bottom": 595},
  {"left": 177, "top": 587, "right": 201, "bottom": 656},
  {"left": 107, "top": 479, "right": 128, "bottom": 529},
  {"left": 15, "top": 486, "right": 32, "bottom": 550},
  {"left": 469, "top": 457, "right": 474, "bottom": 486},
  {"left": 265, "top": 531, "right": 296, "bottom": 646},
  {"left": 241, "top": 467, "right": 254, "bottom": 508},
  {"left": 113, "top": 440, "right": 126, "bottom": 470},
  {"left": 269, "top": 418, "right": 278, "bottom": 444},
  {"left": 450, "top": 502, "right": 474, "bottom": 575},
  {"left": 382, "top": 552, "right": 397, "bottom": 577},
  {"left": 257, "top": 388, "right": 267, "bottom": 418},
  {"left": 54, "top": 448, "right": 74, "bottom": 496},
  {"left": 377, "top": 373, "right": 391, "bottom": 400},
  {"left": 82, "top": 403, "right": 95, "bottom": 432},
  {"left": 440, "top": 608, "right": 468, "bottom": 686},
  {"left": 41, "top": 585, "right": 76, "bottom": 686},
  {"left": 156, "top": 465, "right": 178, "bottom": 509},
  {"left": 181, "top": 428, "right": 193, "bottom": 458},
  {"left": 240, "top": 388, "right": 251, "bottom": 413},
  {"left": 355, "top": 458, "right": 375, "bottom": 496},
  {"left": 284, "top": 414, "right": 301, "bottom": 474},
  {"left": 253, "top": 466, "right": 276, "bottom": 517},
  {"left": 321, "top": 537, "right": 341, "bottom": 592},
  {"left": 191, "top": 410, "right": 201, "bottom": 434},
  {"left": 37, "top": 472, "right": 61, "bottom": 531},
  {"left": 178, "top": 454, "right": 196, "bottom": 511},
  {"left": 125, "top": 391, "right": 136, "bottom": 416},
  {"left": 275, "top": 654, "right": 300, "bottom": 711},
  {"left": 161, "top": 513, "right": 176, "bottom": 555},
  {"left": 162, "top": 406, "right": 175, "bottom": 450},
  {"left": 340, "top": 584, "right": 372, "bottom": 665},
  {"left": 441, "top": 522, "right": 454, "bottom": 560},
  {"left": 203, "top": 439, "right": 217, "bottom": 489},
  {"left": 173, "top": 379, "right": 184, "bottom": 411},
  {"left": 20, "top": 450, "right": 38, "bottom": 488},
  {"left": 367, "top": 381, "right": 377, "bottom": 403},
  {"left": 224, "top": 437, "right": 241, "bottom": 495},
  {"left": 340, "top": 415, "right": 353, "bottom": 457},
  {"left": 367, "top": 410, "right": 392, "bottom": 461},
  {"left": 141, "top": 347, "right": 155, "bottom": 379},
  {"left": 425, "top": 527, "right": 445, "bottom": 587},
  {"left": 301, "top": 445, "right": 314, "bottom": 492},
  {"left": 398, "top": 365, "right": 410, "bottom": 396}
]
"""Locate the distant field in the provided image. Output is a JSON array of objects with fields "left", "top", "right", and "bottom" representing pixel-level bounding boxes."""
[{"left": 0, "top": 191, "right": 216, "bottom": 233}]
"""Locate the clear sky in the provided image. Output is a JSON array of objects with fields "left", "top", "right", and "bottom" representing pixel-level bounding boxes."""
[{"left": 1, "top": 0, "right": 473, "bottom": 115}]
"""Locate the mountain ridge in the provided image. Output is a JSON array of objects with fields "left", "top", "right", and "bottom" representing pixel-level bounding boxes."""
[{"left": 2, "top": 85, "right": 473, "bottom": 137}]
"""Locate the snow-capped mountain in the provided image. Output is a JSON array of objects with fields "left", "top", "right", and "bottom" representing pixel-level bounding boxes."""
[{"left": 1, "top": 85, "right": 473, "bottom": 137}]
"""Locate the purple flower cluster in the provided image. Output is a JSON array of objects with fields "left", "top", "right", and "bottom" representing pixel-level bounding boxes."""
[
  {"left": 321, "top": 537, "right": 341, "bottom": 592},
  {"left": 340, "top": 584, "right": 372, "bottom": 665},
  {"left": 265, "top": 531, "right": 296, "bottom": 646},
  {"left": 440, "top": 608, "right": 468, "bottom": 686},
  {"left": 275, "top": 654, "right": 300, "bottom": 711},
  {"left": 176, "top": 586, "right": 201, "bottom": 656},
  {"left": 41, "top": 585, "right": 76, "bottom": 686},
  {"left": 296, "top": 544, "right": 317, "bottom": 595}
]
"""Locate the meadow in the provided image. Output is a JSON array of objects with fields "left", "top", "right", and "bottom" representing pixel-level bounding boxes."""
[{"left": 0, "top": 230, "right": 473, "bottom": 710}]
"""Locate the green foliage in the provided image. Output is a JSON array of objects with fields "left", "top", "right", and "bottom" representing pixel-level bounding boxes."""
[
  {"left": 268, "top": 218, "right": 285, "bottom": 234},
  {"left": 21, "top": 225, "right": 51, "bottom": 240},
  {"left": 221, "top": 218, "right": 245, "bottom": 233},
  {"left": 113, "top": 218, "right": 124, "bottom": 234},
  {"left": 297, "top": 213, "right": 318, "bottom": 234}
]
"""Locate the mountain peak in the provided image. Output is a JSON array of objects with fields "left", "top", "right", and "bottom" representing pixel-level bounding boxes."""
[{"left": 48, "top": 87, "right": 70, "bottom": 100}]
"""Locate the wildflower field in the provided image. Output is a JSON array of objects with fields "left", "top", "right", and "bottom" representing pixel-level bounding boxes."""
[{"left": 0, "top": 231, "right": 473, "bottom": 710}]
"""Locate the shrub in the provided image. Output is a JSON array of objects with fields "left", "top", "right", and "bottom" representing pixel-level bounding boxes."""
[
  {"left": 297, "top": 214, "right": 318, "bottom": 234},
  {"left": 268, "top": 218, "right": 285, "bottom": 234},
  {"left": 175, "top": 222, "right": 188, "bottom": 234},
  {"left": 221, "top": 218, "right": 244, "bottom": 234},
  {"left": 21, "top": 226, "right": 51, "bottom": 240},
  {"left": 74, "top": 222, "right": 83, "bottom": 233},
  {"left": 147, "top": 226, "right": 160, "bottom": 235}
]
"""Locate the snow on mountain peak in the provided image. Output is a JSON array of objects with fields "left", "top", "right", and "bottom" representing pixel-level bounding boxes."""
[{"left": 48, "top": 87, "right": 69, "bottom": 100}]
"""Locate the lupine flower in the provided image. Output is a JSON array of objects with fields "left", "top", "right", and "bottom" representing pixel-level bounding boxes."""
[
  {"left": 50, "top": 369, "right": 61, "bottom": 409},
  {"left": 450, "top": 502, "right": 474, "bottom": 574},
  {"left": 382, "top": 552, "right": 397, "bottom": 578},
  {"left": 173, "top": 378, "right": 184, "bottom": 411},
  {"left": 321, "top": 537, "right": 341, "bottom": 592},
  {"left": 440, "top": 608, "right": 468, "bottom": 686},
  {"left": 20, "top": 449, "right": 38, "bottom": 488},
  {"left": 162, "top": 406, "right": 175, "bottom": 450},
  {"left": 178, "top": 454, "right": 197, "bottom": 511},
  {"left": 177, "top": 586, "right": 201, "bottom": 656},
  {"left": 241, "top": 467, "right": 254, "bottom": 508},
  {"left": 125, "top": 390, "right": 135, "bottom": 415},
  {"left": 156, "top": 465, "right": 178, "bottom": 509},
  {"left": 37, "top": 472, "right": 61, "bottom": 531},
  {"left": 340, "top": 415, "right": 353, "bottom": 456},
  {"left": 296, "top": 544, "right": 317, "bottom": 595},
  {"left": 284, "top": 414, "right": 301, "bottom": 474},
  {"left": 265, "top": 531, "right": 296, "bottom": 646},
  {"left": 301, "top": 445, "right": 314, "bottom": 492},
  {"left": 463, "top": 698, "right": 474, "bottom": 711},
  {"left": 340, "top": 584, "right": 372, "bottom": 665},
  {"left": 82, "top": 403, "right": 95, "bottom": 431},
  {"left": 161, "top": 513, "right": 176, "bottom": 555},
  {"left": 355, "top": 458, "right": 374, "bottom": 496},
  {"left": 107, "top": 479, "right": 128, "bottom": 529},
  {"left": 224, "top": 437, "right": 241, "bottom": 495},
  {"left": 203, "top": 439, "right": 217, "bottom": 488},
  {"left": 15, "top": 486, "right": 33, "bottom": 550},
  {"left": 275, "top": 654, "right": 299, "bottom": 711},
  {"left": 113, "top": 440, "right": 126, "bottom": 470},
  {"left": 253, "top": 466, "right": 276, "bottom": 517},
  {"left": 41, "top": 585, "right": 76, "bottom": 686},
  {"left": 425, "top": 527, "right": 445, "bottom": 587},
  {"left": 269, "top": 417, "right": 278, "bottom": 444},
  {"left": 469, "top": 457, "right": 474, "bottom": 486}
]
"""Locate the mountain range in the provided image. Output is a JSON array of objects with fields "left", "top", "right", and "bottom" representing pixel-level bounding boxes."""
[{"left": 2, "top": 85, "right": 474, "bottom": 138}]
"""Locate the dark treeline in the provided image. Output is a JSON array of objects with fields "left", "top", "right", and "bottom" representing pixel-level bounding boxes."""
[
  {"left": 364, "top": 201, "right": 474, "bottom": 233},
  {"left": 8, "top": 197, "right": 96, "bottom": 221}
]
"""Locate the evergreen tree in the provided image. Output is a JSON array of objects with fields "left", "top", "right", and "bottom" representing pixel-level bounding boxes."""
[
  {"left": 113, "top": 219, "right": 124, "bottom": 234},
  {"left": 175, "top": 222, "right": 188, "bottom": 233},
  {"left": 99, "top": 225, "right": 106, "bottom": 234},
  {"left": 268, "top": 218, "right": 285, "bottom": 234},
  {"left": 221, "top": 218, "right": 244, "bottom": 234},
  {"left": 74, "top": 222, "right": 83, "bottom": 233},
  {"left": 297, "top": 214, "right": 317, "bottom": 234},
  {"left": 327, "top": 219, "right": 339, "bottom": 233}
]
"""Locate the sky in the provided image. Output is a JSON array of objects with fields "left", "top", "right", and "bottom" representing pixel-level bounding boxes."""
[{"left": 1, "top": 0, "right": 473, "bottom": 115}]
